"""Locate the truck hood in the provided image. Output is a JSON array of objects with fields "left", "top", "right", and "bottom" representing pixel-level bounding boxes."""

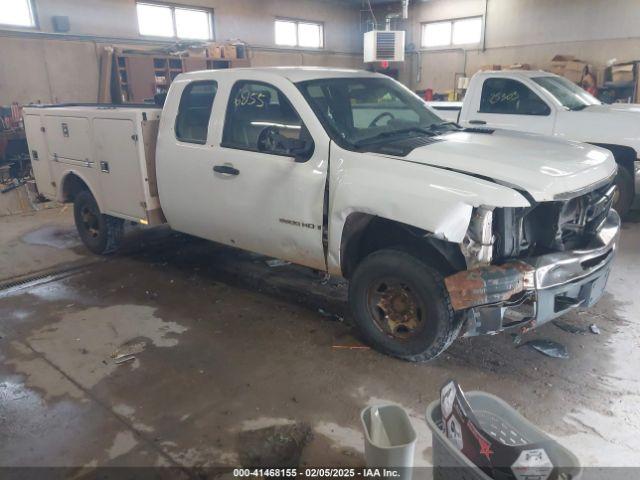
[
  {"left": 584, "top": 103, "right": 640, "bottom": 114},
  {"left": 399, "top": 129, "right": 616, "bottom": 202}
]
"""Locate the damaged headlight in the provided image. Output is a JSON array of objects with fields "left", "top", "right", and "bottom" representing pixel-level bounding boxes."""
[{"left": 461, "top": 206, "right": 494, "bottom": 268}]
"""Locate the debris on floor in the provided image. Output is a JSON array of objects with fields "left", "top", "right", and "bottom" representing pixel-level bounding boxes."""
[
  {"left": 265, "top": 259, "right": 291, "bottom": 268},
  {"left": 332, "top": 344, "right": 370, "bottom": 350},
  {"left": 552, "top": 319, "right": 588, "bottom": 334},
  {"left": 318, "top": 308, "right": 344, "bottom": 322},
  {"left": 522, "top": 339, "right": 569, "bottom": 359},
  {"left": 114, "top": 355, "right": 136, "bottom": 365},
  {"left": 111, "top": 338, "right": 148, "bottom": 363},
  {"left": 238, "top": 422, "right": 312, "bottom": 468},
  {"left": 590, "top": 324, "right": 601, "bottom": 335}
]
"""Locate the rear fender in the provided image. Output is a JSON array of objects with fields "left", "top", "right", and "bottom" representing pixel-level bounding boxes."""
[{"left": 59, "top": 169, "right": 104, "bottom": 212}]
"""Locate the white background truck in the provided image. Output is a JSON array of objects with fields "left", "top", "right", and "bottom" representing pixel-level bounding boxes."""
[
  {"left": 24, "top": 67, "right": 620, "bottom": 361},
  {"left": 428, "top": 70, "right": 640, "bottom": 217}
]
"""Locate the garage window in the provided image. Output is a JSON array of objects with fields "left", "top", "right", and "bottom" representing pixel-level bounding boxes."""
[
  {"left": 275, "top": 19, "right": 324, "bottom": 49},
  {"left": 136, "top": 2, "right": 213, "bottom": 40},
  {"left": 0, "top": 0, "right": 36, "bottom": 28},
  {"left": 421, "top": 16, "right": 482, "bottom": 48},
  {"left": 175, "top": 81, "right": 218, "bottom": 144},
  {"left": 480, "top": 78, "right": 551, "bottom": 116}
]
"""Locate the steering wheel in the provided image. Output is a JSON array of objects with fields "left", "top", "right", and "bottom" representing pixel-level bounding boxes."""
[
  {"left": 368, "top": 112, "right": 396, "bottom": 128},
  {"left": 257, "top": 126, "right": 285, "bottom": 153}
]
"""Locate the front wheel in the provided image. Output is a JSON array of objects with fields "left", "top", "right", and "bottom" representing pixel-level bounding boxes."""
[
  {"left": 73, "top": 190, "right": 124, "bottom": 255},
  {"left": 613, "top": 167, "right": 634, "bottom": 219},
  {"left": 348, "top": 249, "right": 461, "bottom": 362}
]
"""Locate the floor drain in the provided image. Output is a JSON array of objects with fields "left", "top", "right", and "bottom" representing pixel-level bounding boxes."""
[{"left": 0, "top": 261, "right": 102, "bottom": 296}]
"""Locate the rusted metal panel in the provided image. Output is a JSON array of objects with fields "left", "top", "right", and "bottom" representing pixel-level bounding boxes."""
[{"left": 445, "top": 261, "right": 535, "bottom": 311}]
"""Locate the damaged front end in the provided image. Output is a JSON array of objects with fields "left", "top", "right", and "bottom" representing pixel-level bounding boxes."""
[{"left": 445, "top": 180, "right": 620, "bottom": 336}]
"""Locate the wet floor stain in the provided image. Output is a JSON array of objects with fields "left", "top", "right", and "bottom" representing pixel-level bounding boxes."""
[
  {"left": 22, "top": 225, "right": 81, "bottom": 250},
  {"left": 107, "top": 431, "right": 139, "bottom": 460},
  {"left": 7, "top": 305, "right": 188, "bottom": 394}
]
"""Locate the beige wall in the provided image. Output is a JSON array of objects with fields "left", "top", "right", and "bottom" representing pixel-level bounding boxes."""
[
  {"left": 4, "top": 0, "right": 638, "bottom": 102},
  {"left": 0, "top": 0, "right": 363, "bottom": 104},
  {"left": 395, "top": 0, "right": 640, "bottom": 92}
]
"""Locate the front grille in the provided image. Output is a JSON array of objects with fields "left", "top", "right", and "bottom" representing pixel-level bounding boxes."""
[{"left": 493, "top": 180, "right": 615, "bottom": 260}]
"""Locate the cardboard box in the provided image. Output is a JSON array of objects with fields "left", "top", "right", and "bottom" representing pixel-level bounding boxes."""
[
  {"left": 207, "top": 44, "right": 223, "bottom": 59},
  {"left": 222, "top": 45, "right": 237, "bottom": 60},
  {"left": 611, "top": 64, "right": 634, "bottom": 84},
  {"left": 550, "top": 55, "right": 587, "bottom": 83},
  {"left": 479, "top": 64, "right": 502, "bottom": 71}
]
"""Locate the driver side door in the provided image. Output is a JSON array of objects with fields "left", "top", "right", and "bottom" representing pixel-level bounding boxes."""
[
  {"left": 206, "top": 79, "right": 329, "bottom": 270},
  {"left": 465, "top": 77, "right": 555, "bottom": 135}
]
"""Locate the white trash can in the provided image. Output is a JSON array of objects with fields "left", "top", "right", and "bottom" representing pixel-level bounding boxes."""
[{"left": 361, "top": 404, "right": 417, "bottom": 480}]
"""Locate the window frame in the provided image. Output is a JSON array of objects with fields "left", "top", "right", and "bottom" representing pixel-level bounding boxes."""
[
  {"left": 274, "top": 17, "right": 325, "bottom": 49},
  {"left": 174, "top": 80, "right": 218, "bottom": 145},
  {"left": 220, "top": 80, "right": 312, "bottom": 158},
  {"left": 478, "top": 78, "right": 552, "bottom": 117},
  {"left": 0, "top": 0, "right": 38, "bottom": 30},
  {"left": 136, "top": 1, "right": 214, "bottom": 41},
  {"left": 420, "top": 16, "right": 483, "bottom": 50}
]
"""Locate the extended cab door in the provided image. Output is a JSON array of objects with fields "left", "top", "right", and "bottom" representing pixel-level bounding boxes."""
[
  {"left": 461, "top": 76, "right": 555, "bottom": 135},
  {"left": 157, "top": 75, "right": 329, "bottom": 271}
]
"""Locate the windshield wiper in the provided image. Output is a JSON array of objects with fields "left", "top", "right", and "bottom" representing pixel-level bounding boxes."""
[
  {"left": 354, "top": 127, "right": 435, "bottom": 147},
  {"left": 431, "top": 121, "right": 462, "bottom": 129},
  {"left": 568, "top": 104, "right": 589, "bottom": 111}
]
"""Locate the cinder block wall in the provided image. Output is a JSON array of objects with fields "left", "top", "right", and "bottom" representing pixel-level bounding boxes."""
[{"left": 0, "top": 0, "right": 364, "bottom": 104}]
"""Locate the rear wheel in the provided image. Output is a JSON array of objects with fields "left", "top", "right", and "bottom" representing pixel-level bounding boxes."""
[
  {"left": 613, "top": 167, "right": 634, "bottom": 219},
  {"left": 73, "top": 190, "right": 124, "bottom": 255},
  {"left": 348, "top": 249, "right": 461, "bottom": 362}
]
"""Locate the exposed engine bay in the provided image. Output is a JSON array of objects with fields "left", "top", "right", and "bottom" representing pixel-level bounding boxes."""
[
  {"left": 494, "top": 180, "right": 616, "bottom": 260},
  {"left": 449, "top": 177, "right": 619, "bottom": 336}
]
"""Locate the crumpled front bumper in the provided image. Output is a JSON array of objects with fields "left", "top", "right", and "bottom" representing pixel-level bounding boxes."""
[{"left": 445, "top": 209, "right": 621, "bottom": 336}]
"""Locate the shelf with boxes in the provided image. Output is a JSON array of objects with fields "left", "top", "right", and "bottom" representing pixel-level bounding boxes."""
[{"left": 108, "top": 42, "right": 250, "bottom": 104}]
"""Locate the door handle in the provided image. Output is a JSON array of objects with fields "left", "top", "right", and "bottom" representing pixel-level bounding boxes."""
[
  {"left": 469, "top": 119, "right": 487, "bottom": 125},
  {"left": 213, "top": 165, "right": 240, "bottom": 176}
]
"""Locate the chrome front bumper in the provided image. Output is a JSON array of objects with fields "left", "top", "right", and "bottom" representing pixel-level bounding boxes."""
[{"left": 445, "top": 209, "right": 621, "bottom": 336}]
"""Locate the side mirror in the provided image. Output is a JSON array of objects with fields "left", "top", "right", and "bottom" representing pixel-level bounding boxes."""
[
  {"left": 283, "top": 138, "right": 314, "bottom": 163},
  {"left": 257, "top": 126, "right": 314, "bottom": 162}
]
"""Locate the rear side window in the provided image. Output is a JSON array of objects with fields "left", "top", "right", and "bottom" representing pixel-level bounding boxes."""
[
  {"left": 221, "top": 81, "right": 306, "bottom": 153},
  {"left": 175, "top": 81, "right": 218, "bottom": 144},
  {"left": 479, "top": 78, "right": 550, "bottom": 116}
]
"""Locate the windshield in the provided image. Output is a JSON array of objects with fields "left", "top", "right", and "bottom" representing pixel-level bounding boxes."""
[
  {"left": 296, "top": 77, "right": 454, "bottom": 149},
  {"left": 532, "top": 76, "right": 601, "bottom": 111}
]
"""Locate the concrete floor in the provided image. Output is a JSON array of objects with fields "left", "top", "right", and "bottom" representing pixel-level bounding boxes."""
[{"left": 1, "top": 207, "right": 639, "bottom": 472}]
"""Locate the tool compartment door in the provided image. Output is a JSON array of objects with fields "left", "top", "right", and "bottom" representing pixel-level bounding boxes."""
[
  {"left": 43, "top": 115, "right": 93, "bottom": 165},
  {"left": 94, "top": 118, "right": 146, "bottom": 220},
  {"left": 23, "top": 114, "right": 56, "bottom": 198}
]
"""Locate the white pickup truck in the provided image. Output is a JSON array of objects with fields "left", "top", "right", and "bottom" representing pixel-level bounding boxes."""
[
  {"left": 428, "top": 70, "right": 640, "bottom": 217},
  {"left": 24, "top": 67, "right": 620, "bottom": 361}
]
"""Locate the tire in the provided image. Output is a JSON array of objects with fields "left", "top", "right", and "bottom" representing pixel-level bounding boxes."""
[
  {"left": 73, "top": 190, "right": 124, "bottom": 255},
  {"left": 348, "top": 248, "right": 462, "bottom": 362},
  {"left": 613, "top": 166, "right": 634, "bottom": 219}
]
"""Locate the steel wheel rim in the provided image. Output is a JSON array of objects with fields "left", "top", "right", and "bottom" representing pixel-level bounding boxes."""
[
  {"left": 81, "top": 206, "right": 100, "bottom": 239},
  {"left": 366, "top": 278, "right": 426, "bottom": 340}
]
